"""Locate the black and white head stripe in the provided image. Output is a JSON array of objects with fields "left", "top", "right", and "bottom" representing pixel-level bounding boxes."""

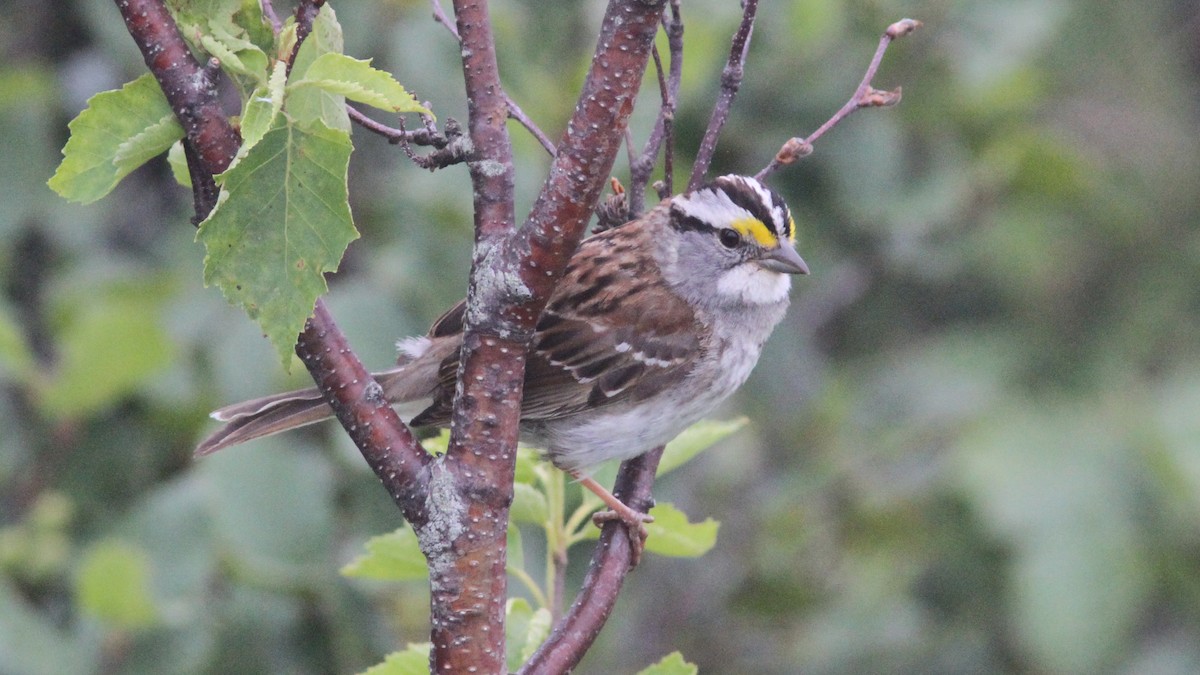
[{"left": 670, "top": 175, "right": 794, "bottom": 244}]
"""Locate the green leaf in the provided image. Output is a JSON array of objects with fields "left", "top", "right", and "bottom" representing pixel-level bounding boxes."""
[
  {"left": 506, "top": 524, "right": 525, "bottom": 573},
  {"left": 202, "top": 20, "right": 269, "bottom": 83},
  {"left": 285, "top": 5, "right": 349, "bottom": 131},
  {"left": 658, "top": 417, "right": 748, "bottom": 476},
  {"left": 36, "top": 284, "right": 174, "bottom": 418},
  {"left": 289, "top": 53, "right": 430, "bottom": 115},
  {"left": 422, "top": 429, "right": 451, "bottom": 456},
  {"left": 511, "top": 482, "right": 548, "bottom": 524},
  {"left": 197, "top": 117, "right": 357, "bottom": 368},
  {"left": 340, "top": 528, "right": 427, "bottom": 581},
  {"left": 644, "top": 503, "right": 719, "bottom": 557},
  {"left": 113, "top": 113, "right": 185, "bottom": 174},
  {"left": 359, "top": 644, "right": 431, "bottom": 675},
  {"left": 577, "top": 502, "right": 719, "bottom": 558},
  {"left": 237, "top": 64, "right": 286, "bottom": 155},
  {"left": 636, "top": 651, "right": 699, "bottom": 675},
  {"left": 505, "top": 598, "right": 551, "bottom": 672},
  {"left": 199, "top": 33, "right": 255, "bottom": 82},
  {"left": 76, "top": 540, "right": 159, "bottom": 630},
  {"left": 165, "top": 0, "right": 243, "bottom": 30},
  {"left": 233, "top": 0, "right": 274, "bottom": 51},
  {"left": 514, "top": 447, "right": 540, "bottom": 485},
  {"left": 167, "top": 140, "right": 191, "bottom": 187},
  {"left": 48, "top": 74, "right": 184, "bottom": 203}
]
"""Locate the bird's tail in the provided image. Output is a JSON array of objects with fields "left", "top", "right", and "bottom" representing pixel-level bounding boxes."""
[{"left": 195, "top": 367, "right": 415, "bottom": 456}]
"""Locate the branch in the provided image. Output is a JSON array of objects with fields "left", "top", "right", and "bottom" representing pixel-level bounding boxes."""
[
  {"left": 688, "top": 0, "right": 758, "bottom": 191},
  {"left": 347, "top": 105, "right": 449, "bottom": 148},
  {"left": 113, "top": 0, "right": 433, "bottom": 556},
  {"left": 431, "top": 0, "right": 556, "bottom": 157},
  {"left": 287, "top": 0, "right": 326, "bottom": 77},
  {"left": 756, "top": 17, "right": 921, "bottom": 181},
  {"left": 414, "top": 0, "right": 520, "bottom": 670},
  {"left": 432, "top": 0, "right": 667, "bottom": 667},
  {"left": 628, "top": 0, "right": 683, "bottom": 215},
  {"left": 260, "top": 0, "right": 283, "bottom": 33},
  {"left": 519, "top": 447, "right": 664, "bottom": 674},
  {"left": 506, "top": 0, "right": 668, "bottom": 307},
  {"left": 297, "top": 301, "right": 432, "bottom": 525},
  {"left": 114, "top": 0, "right": 241, "bottom": 192}
]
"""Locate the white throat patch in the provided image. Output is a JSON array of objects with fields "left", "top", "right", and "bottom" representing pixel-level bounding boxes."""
[{"left": 717, "top": 264, "right": 792, "bottom": 305}]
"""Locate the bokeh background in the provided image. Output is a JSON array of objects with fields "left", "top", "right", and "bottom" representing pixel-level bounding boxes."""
[{"left": 3, "top": 0, "right": 1200, "bottom": 673}]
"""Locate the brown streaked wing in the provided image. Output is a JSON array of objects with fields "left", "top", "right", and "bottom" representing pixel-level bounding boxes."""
[{"left": 410, "top": 223, "right": 702, "bottom": 426}]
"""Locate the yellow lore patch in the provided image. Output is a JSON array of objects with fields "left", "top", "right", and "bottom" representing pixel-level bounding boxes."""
[{"left": 731, "top": 217, "right": 779, "bottom": 247}]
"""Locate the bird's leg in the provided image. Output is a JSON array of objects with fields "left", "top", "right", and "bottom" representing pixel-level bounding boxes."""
[{"left": 568, "top": 469, "right": 655, "bottom": 567}]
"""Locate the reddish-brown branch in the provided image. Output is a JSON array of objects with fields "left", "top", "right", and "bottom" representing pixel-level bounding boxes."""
[
  {"left": 756, "top": 17, "right": 921, "bottom": 181},
  {"left": 114, "top": 0, "right": 241, "bottom": 180},
  {"left": 519, "top": 447, "right": 664, "bottom": 674},
  {"left": 432, "top": 0, "right": 556, "bottom": 157},
  {"left": 688, "top": 0, "right": 757, "bottom": 191},
  {"left": 297, "top": 301, "right": 433, "bottom": 525},
  {"left": 422, "top": 1, "right": 520, "bottom": 670},
  {"left": 629, "top": 0, "right": 683, "bottom": 214},
  {"left": 114, "top": 0, "right": 433, "bottom": 553},
  {"left": 507, "top": 0, "right": 668, "bottom": 309},
  {"left": 435, "top": 0, "right": 666, "bottom": 668},
  {"left": 287, "top": 0, "right": 326, "bottom": 76}
]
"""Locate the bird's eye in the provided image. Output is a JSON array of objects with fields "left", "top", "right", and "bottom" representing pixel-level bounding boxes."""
[{"left": 718, "top": 229, "right": 741, "bottom": 249}]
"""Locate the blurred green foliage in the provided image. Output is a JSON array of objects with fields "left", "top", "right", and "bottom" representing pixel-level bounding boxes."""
[{"left": 2, "top": 0, "right": 1199, "bottom": 673}]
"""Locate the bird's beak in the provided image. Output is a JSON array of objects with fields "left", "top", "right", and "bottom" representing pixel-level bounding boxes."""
[{"left": 756, "top": 244, "right": 810, "bottom": 275}]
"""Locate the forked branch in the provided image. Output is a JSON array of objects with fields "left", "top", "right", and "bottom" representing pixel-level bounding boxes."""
[
  {"left": 112, "top": 0, "right": 433, "bottom": 571},
  {"left": 756, "top": 18, "right": 922, "bottom": 180}
]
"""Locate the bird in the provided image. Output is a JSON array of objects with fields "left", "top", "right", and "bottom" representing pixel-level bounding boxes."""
[{"left": 196, "top": 174, "right": 809, "bottom": 563}]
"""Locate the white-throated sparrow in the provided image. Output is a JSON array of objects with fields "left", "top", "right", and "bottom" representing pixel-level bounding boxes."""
[{"left": 197, "top": 175, "right": 808, "bottom": 560}]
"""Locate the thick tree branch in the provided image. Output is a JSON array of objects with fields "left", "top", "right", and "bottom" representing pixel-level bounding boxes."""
[
  {"left": 688, "top": 0, "right": 757, "bottom": 191},
  {"left": 416, "top": 1, "right": 521, "bottom": 671},
  {"left": 297, "top": 302, "right": 432, "bottom": 526},
  {"left": 431, "top": 0, "right": 667, "bottom": 668},
  {"left": 520, "top": 447, "right": 664, "bottom": 674},
  {"left": 114, "top": 0, "right": 241, "bottom": 187},
  {"left": 507, "top": 0, "right": 668, "bottom": 308}
]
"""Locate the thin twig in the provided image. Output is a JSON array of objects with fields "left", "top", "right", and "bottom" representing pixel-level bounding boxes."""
[
  {"left": 260, "top": 0, "right": 283, "bottom": 33},
  {"left": 629, "top": 0, "right": 682, "bottom": 214},
  {"left": 756, "top": 18, "right": 921, "bottom": 181},
  {"left": 286, "top": 0, "right": 326, "bottom": 77},
  {"left": 431, "top": 0, "right": 556, "bottom": 157},
  {"left": 401, "top": 118, "right": 475, "bottom": 170},
  {"left": 348, "top": 104, "right": 449, "bottom": 147},
  {"left": 688, "top": 0, "right": 757, "bottom": 191},
  {"left": 508, "top": 97, "right": 557, "bottom": 156}
]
